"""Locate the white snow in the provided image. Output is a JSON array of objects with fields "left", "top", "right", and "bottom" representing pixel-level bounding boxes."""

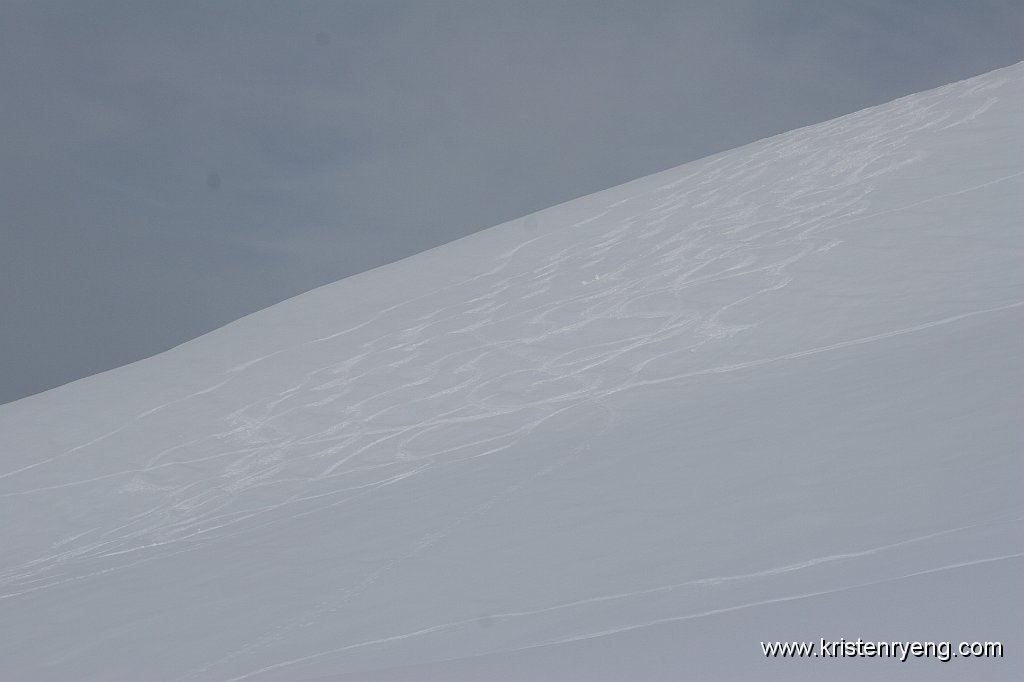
[{"left": 1, "top": 63, "right": 1022, "bottom": 681}]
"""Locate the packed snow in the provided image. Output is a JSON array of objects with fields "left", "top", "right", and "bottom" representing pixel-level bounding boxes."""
[{"left": 1, "top": 63, "right": 1022, "bottom": 681}]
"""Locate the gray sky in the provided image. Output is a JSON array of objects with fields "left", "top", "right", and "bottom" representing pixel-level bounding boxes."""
[{"left": 1, "top": 0, "right": 1022, "bottom": 404}]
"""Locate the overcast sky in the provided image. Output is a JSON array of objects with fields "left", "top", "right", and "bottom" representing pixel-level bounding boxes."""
[{"left": 1, "top": 1, "right": 1022, "bottom": 404}]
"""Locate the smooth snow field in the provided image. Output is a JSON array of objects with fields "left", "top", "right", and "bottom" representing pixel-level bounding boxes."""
[{"left": 1, "top": 63, "right": 1022, "bottom": 681}]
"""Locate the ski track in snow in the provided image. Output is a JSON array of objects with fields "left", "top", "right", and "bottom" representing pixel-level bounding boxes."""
[
  {"left": 213, "top": 552, "right": 1024, "bottom": 682},
  {"left": 200, "top": 513, "right": 1024, "bottom": 681},
  {"left": 1, "top": 65, "right": 1022, "bottom": 680}
]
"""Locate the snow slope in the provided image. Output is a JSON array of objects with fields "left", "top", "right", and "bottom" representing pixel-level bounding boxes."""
[{"left": 1, "top": 63, "right": 1022, "bottom": 681}]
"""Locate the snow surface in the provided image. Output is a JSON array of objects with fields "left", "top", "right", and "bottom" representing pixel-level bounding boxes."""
[{"left": 1, "top": 63, "right": 1022, "bottom": 681}]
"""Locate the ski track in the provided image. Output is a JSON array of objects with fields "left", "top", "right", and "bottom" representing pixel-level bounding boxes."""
[
  {"left": 214, "top": 551, "right": 1024, "bottom": 682},
  {"left": 1, "top": 65, "right": 1021, "bottom": 680}
]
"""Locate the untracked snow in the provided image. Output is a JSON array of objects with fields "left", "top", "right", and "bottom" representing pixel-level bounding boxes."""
[{"left": 1, "top": 64, "right": 1022, "bottom": 681}]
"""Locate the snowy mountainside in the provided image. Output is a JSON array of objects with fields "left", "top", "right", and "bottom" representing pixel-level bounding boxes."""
[{"left": 1, "top": 63, "right": 1022, "bottom": 681}]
